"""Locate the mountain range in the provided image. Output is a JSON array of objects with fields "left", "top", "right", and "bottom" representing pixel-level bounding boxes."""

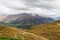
[{"left": 0, "top": 13, "right": 55, "bottom": 29}]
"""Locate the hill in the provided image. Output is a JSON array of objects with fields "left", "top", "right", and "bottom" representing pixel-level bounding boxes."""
[
  {"left": 1, "top": 13, "right": 54, "bottom": 29},
  {"left": 27, "top": 20, "right": 60, "bottom": 40},
  {"left": 0, "top": 25, "right": 48, "bottom": 40}
]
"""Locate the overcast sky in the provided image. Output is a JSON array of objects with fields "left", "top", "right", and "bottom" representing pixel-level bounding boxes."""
[{"left": 0, "top": 0, "right": 60, "bottom": 18}]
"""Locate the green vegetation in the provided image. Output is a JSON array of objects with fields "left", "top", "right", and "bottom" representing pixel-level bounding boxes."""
[{"left": 0, "top": 36, "right": 20, "bottom": 40}]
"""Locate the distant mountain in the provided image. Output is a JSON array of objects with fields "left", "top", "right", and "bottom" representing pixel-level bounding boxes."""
[
  {"left": 4, "top": 13, "right": 54, "bottom": 22},
  {"left": 0, "top": 14, "right": 8, "bottom": 21},
  {"left": 55, "top": 17, "right": 60, "bottom": 20},
  {"left": 0, "top": 13, "right": 55, "bottom": 29}
]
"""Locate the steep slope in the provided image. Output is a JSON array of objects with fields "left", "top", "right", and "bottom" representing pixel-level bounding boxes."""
[
  {"left": 3, "top": 13, "right": 54, "bottom": 29},
  {"left": 28, "top": 20, "right": 60, "bottom": 40},
  {"left": 0, "top": 25, "right": 48, "bottom": 40}
]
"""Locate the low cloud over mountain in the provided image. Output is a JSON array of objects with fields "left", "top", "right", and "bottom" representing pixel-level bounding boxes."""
[{"left": 0, "top": 0, "right": 60, "bottom": 18}]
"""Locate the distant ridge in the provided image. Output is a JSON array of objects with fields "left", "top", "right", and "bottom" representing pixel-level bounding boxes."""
[
  {"left": 3, "top": 13, "right": 54, "bottom": 22},
  {"left": 0, "top": 13, "right": 55, "bottom": 29}
]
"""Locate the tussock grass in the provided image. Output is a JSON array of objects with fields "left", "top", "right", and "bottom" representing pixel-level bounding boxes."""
[{"left": 28, "top": 20, "right": 60, "bottom": 40}]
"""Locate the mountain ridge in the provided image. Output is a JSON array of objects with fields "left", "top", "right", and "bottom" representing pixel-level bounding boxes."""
[{"left": 0, "top": 13, "right": 55, "bottom": 29}]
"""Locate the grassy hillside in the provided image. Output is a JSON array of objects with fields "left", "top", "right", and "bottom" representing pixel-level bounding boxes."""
[
  {"left": 0, "top": 25, "right": 48, "bottom": 40},
  {"left": 27, "top": 20, "right": 60, "bottom": 40}
]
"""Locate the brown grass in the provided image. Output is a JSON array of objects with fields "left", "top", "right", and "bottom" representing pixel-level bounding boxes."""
[
  {"left": 27, "top": 20, "right": 60, "bottom": 40},
  {"left": 0, "top": 25, "right": 48, "bottom": 40}
]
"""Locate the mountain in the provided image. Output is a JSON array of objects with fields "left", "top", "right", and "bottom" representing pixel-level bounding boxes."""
[
  {"left": 27, "top": 20, "right": 60, "bottom": 40},
  {"left": 0, "top": 25, "right": 48, "bottom": 40},
  {"left": 0, "top": 14, "right": 8, "bottom": 21},
  {"left": 0, "top": 13, "right": 54, "bottom": 29},
  {"left": 3, "top": 13, "right": 54, "bottom": 22},
  {"left": 55, "top": 17, "right": 60, "bottom": 20}
]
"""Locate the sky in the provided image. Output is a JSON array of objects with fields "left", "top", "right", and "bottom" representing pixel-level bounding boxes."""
[{"left": 0, "top": 0, "right": 60, "bottom": 18}]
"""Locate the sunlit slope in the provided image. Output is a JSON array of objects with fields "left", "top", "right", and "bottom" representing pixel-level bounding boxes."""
[
  {"left": 28, "top": 20, "right": 60, "bottom": 40},
  {"left": 0, "top": 25, "right": 48, "bottom": 40}
]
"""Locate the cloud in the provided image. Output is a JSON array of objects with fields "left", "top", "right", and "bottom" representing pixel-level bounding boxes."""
[{"left": 0, "top": 0, "right": 60, "bottom": 18}]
